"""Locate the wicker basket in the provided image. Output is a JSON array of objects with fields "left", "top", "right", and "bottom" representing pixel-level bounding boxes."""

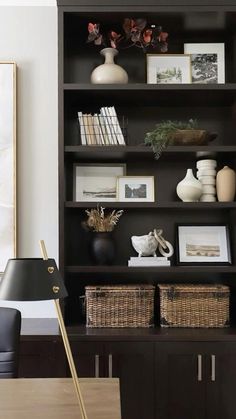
[
  {"left": 158, "top": 284, "right": 230, "bottom": 328},
  {"left": 85, "top": 285, "right": 155, "bottom": 328}
]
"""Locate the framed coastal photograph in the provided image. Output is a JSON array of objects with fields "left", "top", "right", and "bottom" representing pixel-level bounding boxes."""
[
  {"left": 74, "top": 163, "right": 126, "bottom": 202},
  {"left": 0, "top": 62, "right": 16, "bottom": 274},
  {"left": 176, "top": 225, "right": 231, "bottom": 265},
  {"left": 117, "top": 176, "right": 155, "bottom": 202},
  {"left": 146, "top": 54, "right": 191, "bottom": 84},
  {"left": 184, "top": 43, "right": 225, "bottom": 84}
]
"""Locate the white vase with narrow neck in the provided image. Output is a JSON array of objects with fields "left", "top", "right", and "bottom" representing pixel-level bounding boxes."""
[
  {"left": 91, "top": 48, "right": 128, "bottom": 84},
  {"left": 176, "top": 168, "right": 202, "bottom": 202}
]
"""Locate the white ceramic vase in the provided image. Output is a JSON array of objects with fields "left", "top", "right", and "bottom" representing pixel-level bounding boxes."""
[
  {"left": 216, "top": 166, "right": 236, "bottom": 202},
  {"left": 176, "top": 168, "right": 202, "bottom": 202},
  {"left": 91, "top": 48, "right": 128, "bottom": 84}
]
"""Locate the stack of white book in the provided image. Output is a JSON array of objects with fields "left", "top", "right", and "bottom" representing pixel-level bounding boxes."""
[
  {"left": 78, "top": 106, "right": 126, "bottom": 146},
  {"left": 128, "top": 257, "right": 170, "bottom": 267}
]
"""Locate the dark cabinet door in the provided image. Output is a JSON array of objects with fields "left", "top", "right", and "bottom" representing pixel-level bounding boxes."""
[
  {"left": 105, "top": 341, "right": 155, "bottom": 419},
  {"left": 70, "top": 341, "right": 104, "bottom": 378},
  {"left": 69, "top": 340, "right": 154, "bottom": 419},
  {"left": 19, "top": 340, "right": 65, "bottom": 378},
  {"left": 206, "top": 342, "right": 236, "bottom": 419},
  {"left": 155, "top": 342, "right": 206, "bottom": 419}
]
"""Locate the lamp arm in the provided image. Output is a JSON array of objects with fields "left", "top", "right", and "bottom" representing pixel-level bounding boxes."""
[
  {"left": 54, "top": 299, "right": 88, "bottom": 419},
  {"left": 39, "top": 240, "right": 88, "bottom": 419}
]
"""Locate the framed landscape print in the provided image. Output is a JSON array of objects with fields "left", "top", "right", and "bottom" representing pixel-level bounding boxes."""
[
  {"left": 184, "top": 43, "right": 225, "bottom": 84},
  {"left": 176, "top": 225, "right": 231, "bottom": 265},
  {"left": 0, "top": 62, "right": 16, "bottom": 274},
  {"left": 74, "top": 163, "right": 126, "bottom": 202},
  {"left": 117, "top": 176, "right": 155, "bottom": 202},
  {"left": 146, "top": 54, "right": 191, "bottom": 84}
]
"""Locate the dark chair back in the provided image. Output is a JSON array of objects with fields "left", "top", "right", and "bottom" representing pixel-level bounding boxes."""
[{"left": 0, "top": 307, "right": 21, "bottom": 378}]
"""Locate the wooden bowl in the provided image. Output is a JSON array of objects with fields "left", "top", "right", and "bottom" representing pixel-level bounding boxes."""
[{"left": 171, "top": 130, "right": 217, "bottom": 145}]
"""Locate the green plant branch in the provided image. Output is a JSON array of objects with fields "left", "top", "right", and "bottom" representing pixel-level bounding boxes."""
[{"left": 144, "top": 119, "right": 198, "bottom": 160}]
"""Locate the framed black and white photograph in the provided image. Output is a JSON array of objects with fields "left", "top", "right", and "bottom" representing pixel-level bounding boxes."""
[
  {"left": 146, "top": 54, "right": 191, "bottom": 84},
  {"left": 176, "top": 225, "right": 231, "bottom": 265},
  {"left": 74, "top": 163, "right": 126, "bottom": 202},
  {"left": 184, "top": 43, "right": 225, "bottom": 84},
  {"left": 117, "top": 176, "right": 155, "bottom": 202}
]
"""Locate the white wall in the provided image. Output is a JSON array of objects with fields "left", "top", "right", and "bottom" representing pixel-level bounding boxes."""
[{"left": 0, "top": 6, "right": 58, "bottom": 317}]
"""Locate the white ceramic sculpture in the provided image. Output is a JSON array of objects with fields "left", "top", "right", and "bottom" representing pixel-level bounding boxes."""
[
  {"left": 196, "top": 159, "right": 217, "bottom": 202},
  {"left": 131, "top": 229, "right": 174, "bottom": 258},
  {"left": 131, "top": 232, "right": 158, "bottom": 257}
]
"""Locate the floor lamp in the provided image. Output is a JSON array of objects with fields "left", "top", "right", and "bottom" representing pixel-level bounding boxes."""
[{"left": 0, "top": 240, "right": 88, "bottom": 419}]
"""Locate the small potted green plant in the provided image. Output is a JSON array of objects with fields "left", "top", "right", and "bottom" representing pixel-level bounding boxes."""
[{"left": 144, "top": 119, "right": 211, "bottom": 160}]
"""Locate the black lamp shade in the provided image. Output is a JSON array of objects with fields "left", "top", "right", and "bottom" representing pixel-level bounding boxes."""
[{"left": 0, "top": 258, "right": 68, "bottom": 301}]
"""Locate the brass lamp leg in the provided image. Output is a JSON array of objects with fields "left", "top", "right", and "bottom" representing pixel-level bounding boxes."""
[
  {"left": 54, "top": 299, "right": 88, "bottom": 419},
  {"left": 39, "top": 240, "right": 88, "bottom": 419}
]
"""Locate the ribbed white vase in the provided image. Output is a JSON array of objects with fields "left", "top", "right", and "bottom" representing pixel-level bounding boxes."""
[
  {"left": 176, "top": 168, "right": 202, "bottom": 202},
  {"left": 91, "top": 48, "right": 128, "bottom": 84}
]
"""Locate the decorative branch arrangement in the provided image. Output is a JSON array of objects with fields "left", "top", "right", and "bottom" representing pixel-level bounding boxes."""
[
  {"left": 82, "top": 206, "right": 124, "bottom": 232},
  {"left": 87, "top": 18, "right": 168, "bottom": 52}
]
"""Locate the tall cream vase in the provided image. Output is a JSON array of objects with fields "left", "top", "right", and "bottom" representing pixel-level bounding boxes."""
[
  {"left": 216, "top": 166, "right": 236, "bottom": 202},
  {"left": 91, "top": 47, "right": 128, "bottom": 84}
]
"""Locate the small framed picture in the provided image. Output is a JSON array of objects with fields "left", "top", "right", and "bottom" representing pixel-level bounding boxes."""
[
  {"left": 146, "top": 54, "right": 191, "bottom": 84},
  {"left": 176, "top": 225, "right": 231, "bottom": 265},
  {"left": 73, "top": 163, "right": 126, "bottom": 202},
  {"left": 184, "top": 43, "right": 225, "bottom": 84},
  {"left": 117, "top": 176, "right": 155, "bottom": 202}
]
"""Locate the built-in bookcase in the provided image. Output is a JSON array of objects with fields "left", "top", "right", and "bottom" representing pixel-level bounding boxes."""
[
  {"left": 57, "top": 2, "right": 236, "bottom": 418},
  {"left": 58, "top": 0, "right": 236, "bottom": 328}
]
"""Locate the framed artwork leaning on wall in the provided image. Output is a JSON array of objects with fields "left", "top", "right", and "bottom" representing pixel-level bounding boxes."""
[
  {"left": 176, "top": 224, "right": 231, "bottom": 265},
  {"left": 73, "top": 163, "right": 126, "bottom": 202},
  {"left": 117, "top": 176, "right": 155, "bottom": 202},
  {"left": 184, "top": 43, "right": 225, "bottom": 84},
  {"left": 146, "top": 54, "right": 191, "bottom": 84},
  {"left": 0, "top": 62, "right": 16, "bottom": 274}
]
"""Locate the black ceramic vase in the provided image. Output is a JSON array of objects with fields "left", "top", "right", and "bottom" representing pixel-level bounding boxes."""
[{"left": 89, "top": 232, "right": 115, "bottom": 265}]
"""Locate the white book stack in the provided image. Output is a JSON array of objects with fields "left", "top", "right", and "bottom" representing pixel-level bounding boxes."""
[
  {"left": 77, "top": 111, "right": 86, "bottom": 145},
  {"left": 77, "top": 107, "right": 126, "bottom": 145},
  {"left": 108, "top": 106, "right": 126, "bottom": 145},
  {"left": 100, "top": 107, "right": 116, "bottom": 145},
  {"left": 128, "top": 257, "right": 170, "bottom": 267}
]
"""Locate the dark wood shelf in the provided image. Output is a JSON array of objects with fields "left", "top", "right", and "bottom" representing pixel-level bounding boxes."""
[
  {"left": 65, "top": 145, "right": 236, "bottom": 161},
  {"left": 64, "top": 84, "right": 236, "bottom": 106},
  {"left": 66, "top": 324, "right": 236, "bottom": 342},
  {"left": 21, "top": 318, "right": 236, "bottom": 341},
  {"left": 64, "top": 83, "right": 236, "bottom": 92},
  {"left": 65, "top": 201, "right": 236, "bottom": 209},
  {"left": 65, "top": 265, "right": 236, "bottom": 274},
  {"left": 58, "top": 0, "right": 236, "bottom": 10}
]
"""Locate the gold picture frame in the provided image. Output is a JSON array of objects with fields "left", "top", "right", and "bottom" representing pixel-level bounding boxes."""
[
  {"left": 146, "top": 54, "right": 192, "bottom": 84},
  {"left": 0, "top": 62, "right": 17, "bottom": 274}
]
